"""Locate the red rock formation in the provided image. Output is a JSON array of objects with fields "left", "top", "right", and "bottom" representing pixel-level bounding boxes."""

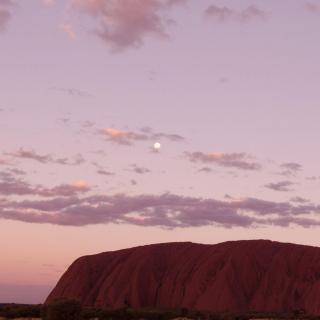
[{"left": 46, "top": 240, "right": 320, "bottom": 314}]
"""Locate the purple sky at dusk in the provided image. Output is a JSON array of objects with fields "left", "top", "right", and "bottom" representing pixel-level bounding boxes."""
[{"left": 1, "top": 0, "right": 320, "bottom": 303}]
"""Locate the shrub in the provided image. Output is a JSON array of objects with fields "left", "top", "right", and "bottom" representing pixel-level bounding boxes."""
[{"left": 43, "top": 298, "right": 82, "bottom": 320}]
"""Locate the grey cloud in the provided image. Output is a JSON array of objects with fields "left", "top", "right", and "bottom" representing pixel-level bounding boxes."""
[
  {"left": 6, "top": 148, "right": 85, "bottom": 166},
  {"left": 1, "top": 192, "right": 320, "bottom": 228},
  {"left": 205, "top": 4, "right": 268, "bottom": 22},
  {"left": 72, "top": 0, "right": 185, "bottom": 52},
  {"left": 305, "top": 2, "right": 320, "bottom": 13},
  {"left": 280, "top": 162, "right": 302, "bottom": 172},
  {"left": 0, "top": 173, "right": 90, "bottom": 197},
  {"left": 131, "top": 164, "right": 151, "bottom": 174},
  {"left": 0, "top": 0, "right": 13, "bottom": 32},
  {"left": 306, "top": 176, "right": 320, "bottom": 181},
  {"left": 186, "top": 151, "right": 261, "bottom": 171},
  {"left": 198, "top": 167, "right": 213, "bottom": 173},
  {"left": 50, "top": 86, "right": 92, "bottom": 97},
  {"left": 101, "top": 127, "right": 185, "bottom": 146},
  {"left": 96, "top": 169, "right": 114, "bottom": 176},
  {"left": 291, "top": 196, "right": 310, "bottom": 204},
  {"left": 7, "top": 168, "right": 26, "bottom": 176},
  {"left": 265, "top": 180, "right": 295, "bottom": 192}
]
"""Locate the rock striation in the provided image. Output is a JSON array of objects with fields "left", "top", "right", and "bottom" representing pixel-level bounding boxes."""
[{"left": 46, "top": 240, "right": 320, "bottom": 314}]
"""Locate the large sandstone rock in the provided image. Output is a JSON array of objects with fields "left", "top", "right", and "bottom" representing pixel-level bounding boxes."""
[{"left": 46, "top": 240, "right": 320, "bottom": 314}]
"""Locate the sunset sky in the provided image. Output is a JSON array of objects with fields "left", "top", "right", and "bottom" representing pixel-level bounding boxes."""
[{"left": 1, "top": 0, "right": 320, "bottom": 303}]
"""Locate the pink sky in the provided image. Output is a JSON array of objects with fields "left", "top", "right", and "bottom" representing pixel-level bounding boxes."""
[{"left": 1, "top": 0, "right": 320, "bottom": 303}]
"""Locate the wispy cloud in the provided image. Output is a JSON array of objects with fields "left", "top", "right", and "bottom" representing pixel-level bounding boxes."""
[
  {"left": 96, "top": 169, "right": 114, "bottom": 176},
  {"left": 6, "top": 148, "right": 85, "bottom": 166},
  {"left": 306, "top": 176, "right": 320, "bottom": 181},
  {"left": 0, "top": 173, "right": 90, "bottom": 197},
  {"left": 50, "top": 86, "right": 92, "bottom": 97},
  {"left": 291, "top": 196, "right": 310, "bottom": 204},
  {"left": 186, "top": 151, "right": 261, "bottom": 171},
  {"left": 0, "top": 158, "right": 10, "bottom": 165},
  {"left": 41, "top": 0, "right": 56, "bottom": 6},
  {"left": 198, "top": 167, "right": 213, "bottom": 173},
  {"left": 100, "top": 127, "right": 185, "bottom": 146},
  {"left": 71, "top": 0, "right": 185, "bottom": 51},
  {"left": 130, "top": 164, "right": 151, "bottom": 174},
  {"left": 205, "top": 4, "right": 268, "bottom": 22},
  {"left": 279, "top": 162, "right": 302, "bottom": 177},
  {"left": 141, "top": 127, "right": 185, "bottom": 142},
  {"left": 280, "top": 162, "right": 302, "bottom": 171},
  {"left": 305, "top": 2, "right": 320, "bottom": 13},
  {"left": 59, "top": 23, "right": 77, "bottom": 39},
  {"left": 101, "top": 128, "right": 149, "bottom": 145},
  {"left": 1, "top": 192, "right": 320, "bottom": 228},
  {"left": 265, "top": 180, "right": 295, "bottom": 192},
  {"left": 0, "top": 0, "right": 13, "bottom": 32}
]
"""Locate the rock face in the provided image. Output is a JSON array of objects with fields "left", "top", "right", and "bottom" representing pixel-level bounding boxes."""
[{"left": 46, "top": 240, "right": 320, "bottom": 314}]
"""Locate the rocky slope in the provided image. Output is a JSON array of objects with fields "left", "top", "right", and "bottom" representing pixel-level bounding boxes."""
[{"left": 46, "top": 240, "right": 320, "bottom": 314}]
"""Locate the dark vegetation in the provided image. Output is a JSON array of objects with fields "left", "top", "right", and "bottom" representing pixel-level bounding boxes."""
[
  {"left": 0, "top": 303, "right": 42, "bottom": 318},
  {"left": 0, "top": 301, "right": 319, "bottom": 320}
]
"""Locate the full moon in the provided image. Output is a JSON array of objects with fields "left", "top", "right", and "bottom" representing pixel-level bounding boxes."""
[{"left": 153, "top": 142, "right": 161, "bottom": 150}]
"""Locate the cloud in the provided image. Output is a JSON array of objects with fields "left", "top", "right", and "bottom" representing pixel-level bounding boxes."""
[
  {"left": 205, "top": 5, "right": 233, "bottom": 21},
  {"left": 50, "top": 86, "right": 92, "bottom": 97},
  {"left": 205, "top": 4, "right": 268, "bottom": 22},
  {"left": 7, "top": 168, "right": 26, "bottom": 175},
  {"left": 280, "top": 162, "right": 302, "bottom": 171},
  {"left": 240, "top": 5, "right": 268, "bottom": 21},
  {"left": 278, "top": 162, "right": 302, "bottom": 177},
  {"left": 198, "top": 167, "right": 213, "bottom": 173},
  {"left": 101, "top": 128, "right": 149, "bottom": 145},
  {"left": 96, "top": 169, "right": 114, "bottom": 176},
  {"left": 0, "top": 158, "right": 10, "bottom": 165},
  {"left": 1, "top": 192, "right": 320, "bottom": 228},
  {"left": 186, "top": 151, "right": 261, "bottom": 171},
  {"left": 265, "top": 180, "right": 295, "bottom": 192},
  {"left": 130, "top": 164, "right": 151, "bottom": 174},
  {"left": 41, "top": 0, "right": 56, "bottom": 6},
  {"left": 59, "top": 23, "right": 77, "bottom": 39},
  {"left": 0, "top": 173, "right": 90, "bottom": 197},
  {"left": 0, "top": 0, "right": 13, "bottom": 32},
  {"left": 305, "top": 2, "right": 320, "bottom": 13},
  {"left": 72, "top": 0, "right": 184, "bottom": 51},
  {"left": 6, "top": 148, "right": 85, "bottom": 166},
  {"left": 38, "top": 180, "right": 90, "bottom": 197},
  {"left": 152, "top": 132, "right": 184, "bottom": 142},
  {"left": 291, "top": 196, "right": 310, "bottom": 204},
  {"left": 100, "top": 127, "right": 185, "bottom": 146},
  {"left": 306, "top": 176, "right": 320, "bottom": 181},
  {"left": 166, "top": 0, "right": 187, "bottom": 6}
]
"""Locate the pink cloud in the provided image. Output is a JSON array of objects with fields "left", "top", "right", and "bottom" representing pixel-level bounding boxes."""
[
  {"left": 205, "top": 5, "right": 234, "bottom": 22},
  {"left": 0, "top": 173, "right": 90, "bottom": 197},
  {"left": 279, "top": 162, "right": 302, "bottom": 177},
  {"left": 305, "top": 2, "right": 320, "bottom": 13},
  {"left": 6, "top": 148, "right": 85, "bottom": 165},
  {"left": 205, "top": 4, "right": 268, "bottom": 23},
  {"left": 100, "top": 127, "right": 184, "bottom": 145},
  {"left": 130, "top": 164, "right": 151, "bottom": 174},
  {"left": 1, "top": 192, "right": 320, "bottom": 228},
  {"left": 186, "top": 151, "right": 261, "bottom": 171},
  {"left": 265, "top": 180, "right": 295, "bottom": 192},
  {"left": 0, "top": 0, "right": 13, "bottom": 32},
  {"left": 101, "top": 128, "right": 149, "bottom": 145},
  {"left": 59, "top": 23, "right": 77, "bottom": 39},
  {"left": 72, "top": 0, "right": 184, "bottom": 51}
]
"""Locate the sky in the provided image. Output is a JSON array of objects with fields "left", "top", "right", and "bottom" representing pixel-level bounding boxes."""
[{"left": 1, "top": 0, "right": 320, "bottom": 304}]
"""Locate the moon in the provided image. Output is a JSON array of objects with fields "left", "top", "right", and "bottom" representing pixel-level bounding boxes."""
[{"left": 153, "top": 142, "right": 161, "bottom": 150}]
